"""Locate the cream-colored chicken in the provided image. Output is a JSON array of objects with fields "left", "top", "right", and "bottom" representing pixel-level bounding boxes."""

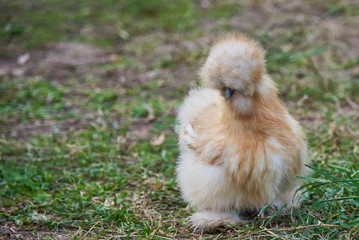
[{"left": 176, "top": 33, "right": 308, "bottom": 228}]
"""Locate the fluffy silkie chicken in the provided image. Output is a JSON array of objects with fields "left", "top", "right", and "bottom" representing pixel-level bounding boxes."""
[{"left": 176, "top": 33, "right": 308, "bottom": 228}]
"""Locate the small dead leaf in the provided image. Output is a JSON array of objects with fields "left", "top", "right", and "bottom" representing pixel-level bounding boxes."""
[
  {"left": 201, "top": 0, "right": 210, "bottom": 8},
  {"left": 328, "top": 122, "right": 338, "bottom": 138},
  {"left": 346, "top": 97, "right": 359, "bottom": 111},
  {"left": 108, "top": 54, "right": 118, "bottom": 62},
  {"left": 158, "top": 229, "right": 174, "bottom": 238},
  {"left": 104, "top": 197, "right": 115, "bottom": 207},
  {"left": 145, "top": 106, "right": 155, "bottom": 122},
  {"left": 17, "top": 53, "right": 30, "bottom": 65},
  {"left": 118, "top": 29, "right": 129, "bottom": 39},
  {"left": 31, "top": 212, "right": 48, "bottom": 222},
  {"left": 296, "top": 95, "right": 308, "bottom": 107},
  {"left": 151, "top": 134, "right": 165, "bottom": 147},
  {"left": 117, "top": 136, "right": 125, "bottom": 144},
  {"left": 11, "top": 68, "right": 24, "bottom": 77},
  {"left": 0, "top": 67, "right": 9, "bottom": 76}
]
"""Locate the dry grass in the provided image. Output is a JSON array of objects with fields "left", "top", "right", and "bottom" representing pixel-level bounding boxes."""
[{"left": 1, "top": 0, "right": 358, "bottom": 239}]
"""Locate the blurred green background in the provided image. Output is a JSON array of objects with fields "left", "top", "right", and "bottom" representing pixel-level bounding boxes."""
[{"left": 0, "top": 0, "right": 358, "bottom": 239}]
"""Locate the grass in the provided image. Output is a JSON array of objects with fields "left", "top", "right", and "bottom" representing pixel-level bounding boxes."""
[
  {"left": 1, "top": 0, "right": 359, "bottom": 239},
  {"left": 0, "top": 0, "right": 240, "bottom": 55}
]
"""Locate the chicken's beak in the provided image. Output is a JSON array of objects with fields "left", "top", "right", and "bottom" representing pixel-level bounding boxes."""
[{"left": 225, "top": 88, "right": 235, "bottom": 99}]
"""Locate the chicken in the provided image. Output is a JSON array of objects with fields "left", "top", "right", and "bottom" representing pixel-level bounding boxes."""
[{"left": 176, "top": 33, "right": 308, "bottom": 228}]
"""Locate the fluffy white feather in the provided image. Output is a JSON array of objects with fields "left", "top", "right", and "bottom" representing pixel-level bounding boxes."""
[{"left": 176, "top": 33, "right": 308, "bottom": 228}]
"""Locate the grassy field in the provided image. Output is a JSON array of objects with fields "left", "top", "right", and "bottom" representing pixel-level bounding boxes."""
[{"left": 1, "top": 0, "right": 358, "bottom": 239}]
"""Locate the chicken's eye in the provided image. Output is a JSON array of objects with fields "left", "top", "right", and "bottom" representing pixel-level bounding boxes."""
[{"left": 225, "top": 88, "right": 235, "bottom": 99}]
